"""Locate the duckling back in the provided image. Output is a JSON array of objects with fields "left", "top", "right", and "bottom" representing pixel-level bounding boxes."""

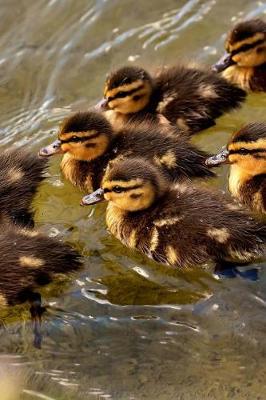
[
  {"left": 155, "top": 65, "right": 246, "bottom": 133},
  {"left": 108, "top": 183, "right": 266, "bottom": 268},
  {"left": 0, "top": 223, "right": 81, "bottom": 307},
  {"left": 0, "top": 149, "right": 47, "bottom": 227}
]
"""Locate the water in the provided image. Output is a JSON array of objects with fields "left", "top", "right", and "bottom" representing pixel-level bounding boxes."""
[{"left": 0, "top": 0, "right": 266, "bottom": 399}]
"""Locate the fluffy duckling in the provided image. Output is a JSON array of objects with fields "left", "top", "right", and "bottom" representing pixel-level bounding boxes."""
[
  {"left": 39, "top": 111, "right": 215, "bottom": 192},
  {"left": 81, "top": 157, "right": 266, "bottom": 270},
  {"left": 213, "top": 19, "right": 266, "bottom": 91},
  {"left": 206, "top": 122, "right": 266, "bottom": 214},
  {"left": 96, "top": 64, "right": 246, "bottom": 134},
  {"left": 0, "top": 223, "right": 81, "bottom": 308},
  {"left": 0, "top": 149, "right": 47, "bottom": 227}
]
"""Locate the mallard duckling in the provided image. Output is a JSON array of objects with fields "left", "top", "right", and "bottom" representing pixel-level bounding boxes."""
[
  {"left": 96, "top": 64, "right": 246, "bottom": 134},
  {"left": 0, "top": 149, "right": 47, "bottom": 227},
  {"left": 213, "top": 19, "right": 266, "bottom": 91},
  {"left": 81, "top": 157, "right": 266, "bottom": 270},
  {"left": 39, "top": 111, "right": 215, "bottom": 192},
  {"left": 0, "top": 223, "right": 81, "bottom": 308},
  {"left": 206, "top": 122, "right": 266, "bottom": 214}
]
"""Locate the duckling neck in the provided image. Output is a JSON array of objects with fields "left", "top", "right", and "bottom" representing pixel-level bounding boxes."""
[
  {"left": 222, "top": 65, "right": 254, "bottom": 91},
  {"left": 222, "top": 65, "right": 257, "bottom": 91},
  {"left": 60, "top": 153, "right": 107, "bottom": 191},
  {"left": 106, "top": 203, "right": 127, "bottom": 243},
  {"left": 229, "top": 164, "right": 256, "bottom": 197}
]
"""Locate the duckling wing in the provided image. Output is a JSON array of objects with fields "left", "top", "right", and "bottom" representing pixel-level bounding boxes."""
[{"left": 154, "top": 65, "right": 246, "bottom": 134}]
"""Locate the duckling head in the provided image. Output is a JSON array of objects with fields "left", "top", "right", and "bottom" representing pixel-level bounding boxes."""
[
  {"left": 206, "top": 122, "right": 266, "bottom": 174},
  {"left": 39, "top": 112, "right": 113, "bottom": 161},
  {"left": 97, "top": 66, "right": 153, "bottom": 114},
  {"left": 213, "top": 19, "right": 266, "bottom": 72},
  {"left": 82, "top": 158, "right": 167, "bottom": 211}
]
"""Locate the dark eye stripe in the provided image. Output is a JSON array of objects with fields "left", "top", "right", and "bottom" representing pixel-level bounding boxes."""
[
  {"left": 229, "top": 148, "right": 266, "bottom": 155},
  {"left": 104, "top": 184, "right": 142, "bottom": 193},
  {"left": 60, "top": 131, "right": 100, "bottom": 144},
  {"left": 231, "top": 38, "right": 265, "bottom": 57},
  {"left": 108, "top": 84, "right": 145, "bottom": 101}
]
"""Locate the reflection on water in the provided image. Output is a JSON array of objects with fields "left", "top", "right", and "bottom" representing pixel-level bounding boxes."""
[{"left": 0, "top": 0, "right": 266, "bottom": 398}]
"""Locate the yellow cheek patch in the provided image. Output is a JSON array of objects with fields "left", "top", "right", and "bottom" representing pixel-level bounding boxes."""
[
  {"left": 227, "top": 32, "right": 265, "bottom": 52},
  {"left": 20, "top": 256, "right": 45, "bottom": 268},
  {"left": 108, "top": 87, "right": 149, "bottom": 109},
  {"left": 207, "top": 228, "right": 230, "bottom": 244},
  {"left": 6, "top": 168, "right": 24, "bottom": 183},
  {"left": 106, "top": 80, "right": 144, "bottom": 98}
]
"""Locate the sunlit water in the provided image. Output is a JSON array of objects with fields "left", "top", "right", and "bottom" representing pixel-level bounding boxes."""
[{"left": 0, "top": 0, "right": 266, "bottom": 399}]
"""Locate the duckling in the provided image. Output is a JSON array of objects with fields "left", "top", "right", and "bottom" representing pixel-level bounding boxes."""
[
  {"left": 0, "top": 222, "right": 81, "bottom": 308},
  {"left": 81, "top": 157, "right": 266, "bottom": 270},
  {"left": 0, "top": 149, "right": 47, "bottom": 227},
  {"left": 206, "top": 122, "right": 266, "bottom": 214},
  {"left": 96, "top": 64, "right": 246, "bottom": 134},
  {"left": 39, "top": 111, "right": 215, "bottom": 192},
  {"left": 213, "top": 19, "right": 266, "bottom": 91}
]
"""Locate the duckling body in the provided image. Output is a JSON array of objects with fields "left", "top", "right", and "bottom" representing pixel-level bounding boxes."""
[
  {"left": 213, "top": 19, "right": 266, "bottom": 92},
  {"left": 82, "top": 158, "right": 266, "bottom": 270},
  {"left": 0, "top": 223, "right": 81, "bottom": 307},
  {"left": 39, "top": 112, "right": 215, "bottom": 192},
  {"left": 98, "top": 64, "right": 246, "bottom": 134},
  {"left": 0, "top": 149, "right": 47, "bottom": 227},
  {"left": 206, "top": 122, "right": 266, "bottom": 214}
]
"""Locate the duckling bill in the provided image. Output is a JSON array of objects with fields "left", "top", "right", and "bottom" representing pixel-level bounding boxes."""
[
  {"left": 39, "top": 111, "right": 215, "bottom": 193},
  {"left": 213, "top": 18, "right": 266, "bottom": 91},
  {"left": 206, "top": 122, "right": 266, "bottom": 214},
  {"left": 82, "top": 157, "right": 266, "bottom": 270},
  {"left": 96, "top": 64, "right": 246, "bottom": 134}
]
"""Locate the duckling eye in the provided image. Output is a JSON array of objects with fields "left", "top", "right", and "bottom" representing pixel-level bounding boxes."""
[
  {"left": 71, "top": 135, "right": 81, "bottom": 142},
  {"left": 113, "top": 186, "right": 123, "bottom": 193},
  {"left": 239, "top": 148, "right": 249, "bottom": 155}
]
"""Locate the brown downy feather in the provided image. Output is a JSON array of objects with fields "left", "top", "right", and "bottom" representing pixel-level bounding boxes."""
[
  {"left": 41, "top": 112, "right": 215, "bottom": 192},
  {"left": 0, "top": 149, "right": 47, "bottom": 227},
  {"left": 101, "top": 64, "right": 246, "bottom": 134},
  {"left": 0, "top": 223, "right": 81, "bottom": 307},
  {"left": 84, "top": 158, "right": 266, "bottom": 269}
]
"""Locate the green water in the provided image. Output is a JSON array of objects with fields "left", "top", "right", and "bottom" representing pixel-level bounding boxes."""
[{"left": 0, "top": 0, "right": 266, "bottom": 399}]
